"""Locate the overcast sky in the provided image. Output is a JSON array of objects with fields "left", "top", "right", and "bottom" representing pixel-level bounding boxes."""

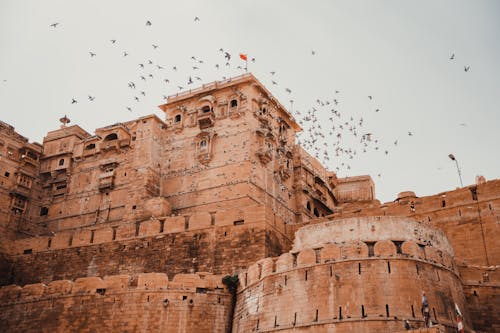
[{"left": 1, "top": 0, "right": 499, "bottom": 203}]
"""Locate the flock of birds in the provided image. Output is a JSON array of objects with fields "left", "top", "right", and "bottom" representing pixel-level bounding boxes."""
[{"left": 46, "top": 19, "right": 471, "bottom": 177}]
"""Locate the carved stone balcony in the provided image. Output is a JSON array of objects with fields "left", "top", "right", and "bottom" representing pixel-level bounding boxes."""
[
  {"left": 98, "top": 171, "right": 115, "bottom": 191},
  {"left": 198, "top": 111, "right": 215, "bottom": 129}
]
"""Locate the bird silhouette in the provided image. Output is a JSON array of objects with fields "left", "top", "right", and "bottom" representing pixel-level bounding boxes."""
[
  {"left": 71, "top": 98, "right": 77, "bottom": 104},
  {"left": 152, "top": 44, "right": 159, "bottom": 49},
  {"left": 49, "top": 23, "right": 59, "bottom": 28},
  {"left": 139, "top": 63, "right": 144, "bottom": 68},
  {"left": 110, "top": 39, "right": 117, "bottom": 44},
  {"left": 224, "top": 52, "right": 231, "bottom": 61},
  {"left": 194, "top": 16, "right": 200, "bottom": 21},
  {"left": 450, "top": 54, "right": 455, "bottom": 60},
  {"left": 311, "top": 50, "right": 316, "bottom": 55},
  {"left": 89, "top": 52, "right": 96, "bottom": 57},
  {"left": 408, "top": 131, "right": 413, "bottom": 136},
  {"left": 146, "top": 21, "right": 152, "bottom": 26},
  {"left": 464, "top": 66, "right": 470, "bottom": 72},
  {"left": 123, "top": 52, "right": 128, "bottom": 57},
  {"left": 88, "top": 95, "right": 95, "bottom": 101},
  {"left": 126, "top": 107, "right": 132, "bottom": 112},
  {"left": 368, "top": 96, "right": 372, "bottom": 100}
]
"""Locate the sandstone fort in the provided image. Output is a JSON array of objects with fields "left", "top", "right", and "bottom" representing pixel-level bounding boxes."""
[{"left": 0, "top": 74, "right": 498, "bottom": 332}]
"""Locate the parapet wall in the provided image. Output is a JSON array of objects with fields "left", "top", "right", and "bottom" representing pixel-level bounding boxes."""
[
  {"left": 3, "top": 205, "right": 270, "bottom": 286},
  {"left": 233, "top": 217, "right": 471, "bottom": 333},
  {"left": 0, "top": 272, "right": 231, "bottom": 333}
]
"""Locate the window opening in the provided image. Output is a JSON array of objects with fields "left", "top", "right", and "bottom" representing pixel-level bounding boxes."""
[
  {"left": 230, "top": 99, "right": 238, "bottom": 108},
  {"left": 104, "top": 133, "right": 118, "bottom": 141}
]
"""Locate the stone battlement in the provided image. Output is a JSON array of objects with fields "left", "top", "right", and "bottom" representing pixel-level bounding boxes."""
[
  {"left": 9, "top": 205, "right": 265, "bottom": 256},
  {"left": 0, "top": 272, "right": 228, "bottom": 304},
  {"left": 238, "top": 238, "right": 458, "bottom": 290}
]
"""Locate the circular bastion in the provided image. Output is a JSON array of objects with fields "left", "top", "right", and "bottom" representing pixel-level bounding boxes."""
[{"left": 233, "top": 216, "right": 471, "bottom": 333}]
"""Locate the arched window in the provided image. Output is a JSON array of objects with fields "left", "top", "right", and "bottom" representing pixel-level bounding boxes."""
[
  {"left": 58, "top": 158, "right": 65, "bottom": 166},
  {"left": 313, "top": 208, "right": 320, "bottom": 217},
  {"left": 230, "top": 99, "right": 238, "bottom": 108},
  {"left": 174, "top": 114, "right": 182, "bottom": 123},
  {"left": 85, "top": 143, "right": 96, "bottom": 150},
  {"left": 202, "top": 106, "right": 211, "bottom": 113},
  {"left": 104, "top": 133, "right": 118, "bottom": 141},
  {"left": 306, "top": 201, "right": 311, "bottom": 211},
  {"left": 200, "top": 140, "right": 207, "bottom": 148}
]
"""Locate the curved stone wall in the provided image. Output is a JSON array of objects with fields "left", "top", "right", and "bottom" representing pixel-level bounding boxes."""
[
  {"left": 233, "top": 217, "right": 470, "bottom": 333},
  {"left": 0, "top": 272, "right": 231, "bottom": 333}
]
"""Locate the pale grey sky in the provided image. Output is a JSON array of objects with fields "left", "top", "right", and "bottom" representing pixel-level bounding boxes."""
[{"left": 1, "top": 0, "right": 499, "bottom": 202}]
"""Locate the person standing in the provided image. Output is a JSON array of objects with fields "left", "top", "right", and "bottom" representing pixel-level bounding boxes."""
[{"left": 421, "top": 291, "right": 431, "bottom": 327}]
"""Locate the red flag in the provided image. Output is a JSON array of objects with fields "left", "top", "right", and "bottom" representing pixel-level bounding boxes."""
[{"left": 239, "top": 53, "right": 247, "bottom": 61}]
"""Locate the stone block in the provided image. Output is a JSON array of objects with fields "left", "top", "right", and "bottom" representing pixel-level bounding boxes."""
[
  {"left": 93, "top": 227, "right": 113, "bottom": 244},
  {"left": 275, "top": 253, "right": 294, "bottom": 272},
  {"left": 73, "top": 277, "right": 106, "bottom": 294},
  {"left": 321, "top": 244, "right": 341, "bottom": 262},
  {"left": 139, "top": 219, "right": 161, "bottom": 237},
  {"left": 103, "top": 275, "right": 131, "bottom": 291},
  {"left": 163, "top": 215, "right": 185, "bottom": 233},
  {"left": 20, "top": 283, "right": 46, "bottom": 298},
  {"left": 46, "top": 280, "right": 73, "bottom": 296},
  {"left": 189, "top": 212, "right": 211, "bottom": 230},
  {"left": 297, "top": 249, "right": 316, "bottom": 267},
  {"left": 50, "top": 232, "right": 72, "bottom": 249},
  {"left": 143, "top": 197, "right": 172, "bottom": 217},
  {"left": 72, "top": 229, "right": 92, "bottom": 247},
  {"left": 137, "top": 273, "right": 169, "bottom": 290},
  {"left": 374, "top": 240, "right": 397, "bottom": 256},
  {"left": 401, "top": 241, "right": 423, "bottom": 259},
  {"left": 172, "top": 274, "right": 201, "bottom": 289}
]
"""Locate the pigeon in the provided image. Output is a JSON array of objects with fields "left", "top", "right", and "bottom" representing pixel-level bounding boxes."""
[
  {"left": 88, "top": 95, "right": 95, "bottom": 101},
  {"left": 311, "top": 50, "right": 316, "bottom": 55},
  {"left": 134, "top": 96, "right": 139, "bottom": 101},
  {"left": 224, "top": 52, "right": 231, "bottom": 61},
  {"left": 140, "top": 91, "right": 146, "bottom": 96},
  {"left": 188, "top": 77, "right": 193, "bottom": 84},
  {"left": 464, "top": 66, "right": 470, "bottom": 72},
  {"left": 194, "top": 16, "right": 200, "bottom": 22},
  {"left": 408, "top": 131, "right": 413, "bottom": 136},
  {"left": 71, "top": 98, "right": 77, "bottom": 104},
  {"left": 270, "top": 71, "right": 276, "bottom": 75},
  {"left": 123, "top": 52, "right": 128, "bottom": 57},
  {"left": 126, "top": 106, "right": 132, "bottom": 112},
  {"left": 152, "top": 44, "right": 159, "bottom": 49},
  {"left": 49, "top": 23, "right": 59, "bottom": 28},
  {"left": 368, "top": 96, "right": 372, "bottom": 100},
  {"left": 146, "top": 20, "right": 152, "bottom": 26},
  {"left": 285, "top": 88, "right": 292, "bottom": 94},
  {"left": 89, "top": 52, "right": 96, "bottom": 57},
  {"left": 110, "top": 39, "right": 117, "bottom": 44},
  {"left": 139, "top": 63, "right": 144, "bottom": 68},
  {"left": 450, "top": 54, "right": 455, "bottom": 60}
]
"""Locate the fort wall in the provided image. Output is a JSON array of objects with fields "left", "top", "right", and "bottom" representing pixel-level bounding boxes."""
[
  {"left": 4, "top": 206, "right": 270, "bottom": 286},
  {"left": 233, "top": 217, "right": 470, "bottom": 333},
  {"left": 0, "top": 272, "right": 231, "bottom": 333}
]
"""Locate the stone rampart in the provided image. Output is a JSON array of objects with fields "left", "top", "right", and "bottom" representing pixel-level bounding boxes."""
[
  {"left": 3, "top": 206, "right": 268, "bottom": 286},
  {"left": 233, "top": 217, "right": 471, "bottom": 333},
  {"left": 0, "top": 272, "right": 231, "bottom": 333}
]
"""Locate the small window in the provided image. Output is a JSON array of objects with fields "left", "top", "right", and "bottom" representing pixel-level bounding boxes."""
[
  {"left": 202, "top": 106, "right": 211, "bottom": 113},
  {"left": 306, "top": 201, "right": 311, "bottom": 211},
  {"left": 230, "top": 99, "right": 238, "bottom": 108},
  {"left": 40, "top": 207, "right": 49, "bottom": 216},
  {"left": 200, "top": 140, "right": 207, "bottom": 148},
  {"left": 313, "top": 208, "right": 319, "bottom": 217},
  {"left": 4, "top": 171, "right": 10, "bottom": 177},
  {"left": 174, "top": 114, "right": 182, "bottom": 123},
  {"left": 58, "top": 159, "right": 65, "bottom": 166},
  {"left": 85, "top": 143, "right": 96, "bottom": 150},
  {"left": 104, "top": 133, "right": 118, "bottom": 141}
]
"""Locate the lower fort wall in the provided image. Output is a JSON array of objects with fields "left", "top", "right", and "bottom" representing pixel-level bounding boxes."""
[{"left": 0, "top": 272, "right": 231, "bottom": 333}]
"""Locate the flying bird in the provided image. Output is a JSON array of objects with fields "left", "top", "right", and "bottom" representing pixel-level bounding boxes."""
[
  {"left": 146, "top": 20, "right": 152, "bottom": 26},
  {"left": 152, "top": 44, "right": 159, "bottom": 49},
  {"left": 139, "top": 63, "right": 144, "bottom": 68},
  {"left": 224, "top": 52, "right": 231, "bottom": 61},
  {"left": 71, "top": 98, "right": 77, "bottom": 104},
  {"left": 194, "top": 16, "right": 200, "bottom": 21},
  {"left": 450, "top": 53, "right": 455, "bottom": 60},
  {"left": 368, "top": 96, "right": 372, "bottom": 100},
  {"left": 408, "top": 131, "right": 413, "bottom": 136},
  {"left": 88, "top": 95, "right": 95, "bottom": 101},
  {"left": 89, "top": 52, "right": 96, "bottom": 57},
  {"left": 270, "top": 71, "right": 276, "bottom": 75},
  {"left": 126, "top": 106, "right": 132, "bottom": 112},
  {"left": 285, "top": 88, "right": 292, "bottom": 94},
  {"left": 464, "top": 66, "right": 470, "bottom": 72},
  {"left": 110, "top": 39, "right": 117, "bottom": 44},
  {"left": 49, "top": 23, "right": 59, "bottom": 28},
  {"left": 123, "top": 52, "right": 128, "bottom": 57},
  {"left": 311, "top": 50, "right": 316, "bottom": 55}
]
